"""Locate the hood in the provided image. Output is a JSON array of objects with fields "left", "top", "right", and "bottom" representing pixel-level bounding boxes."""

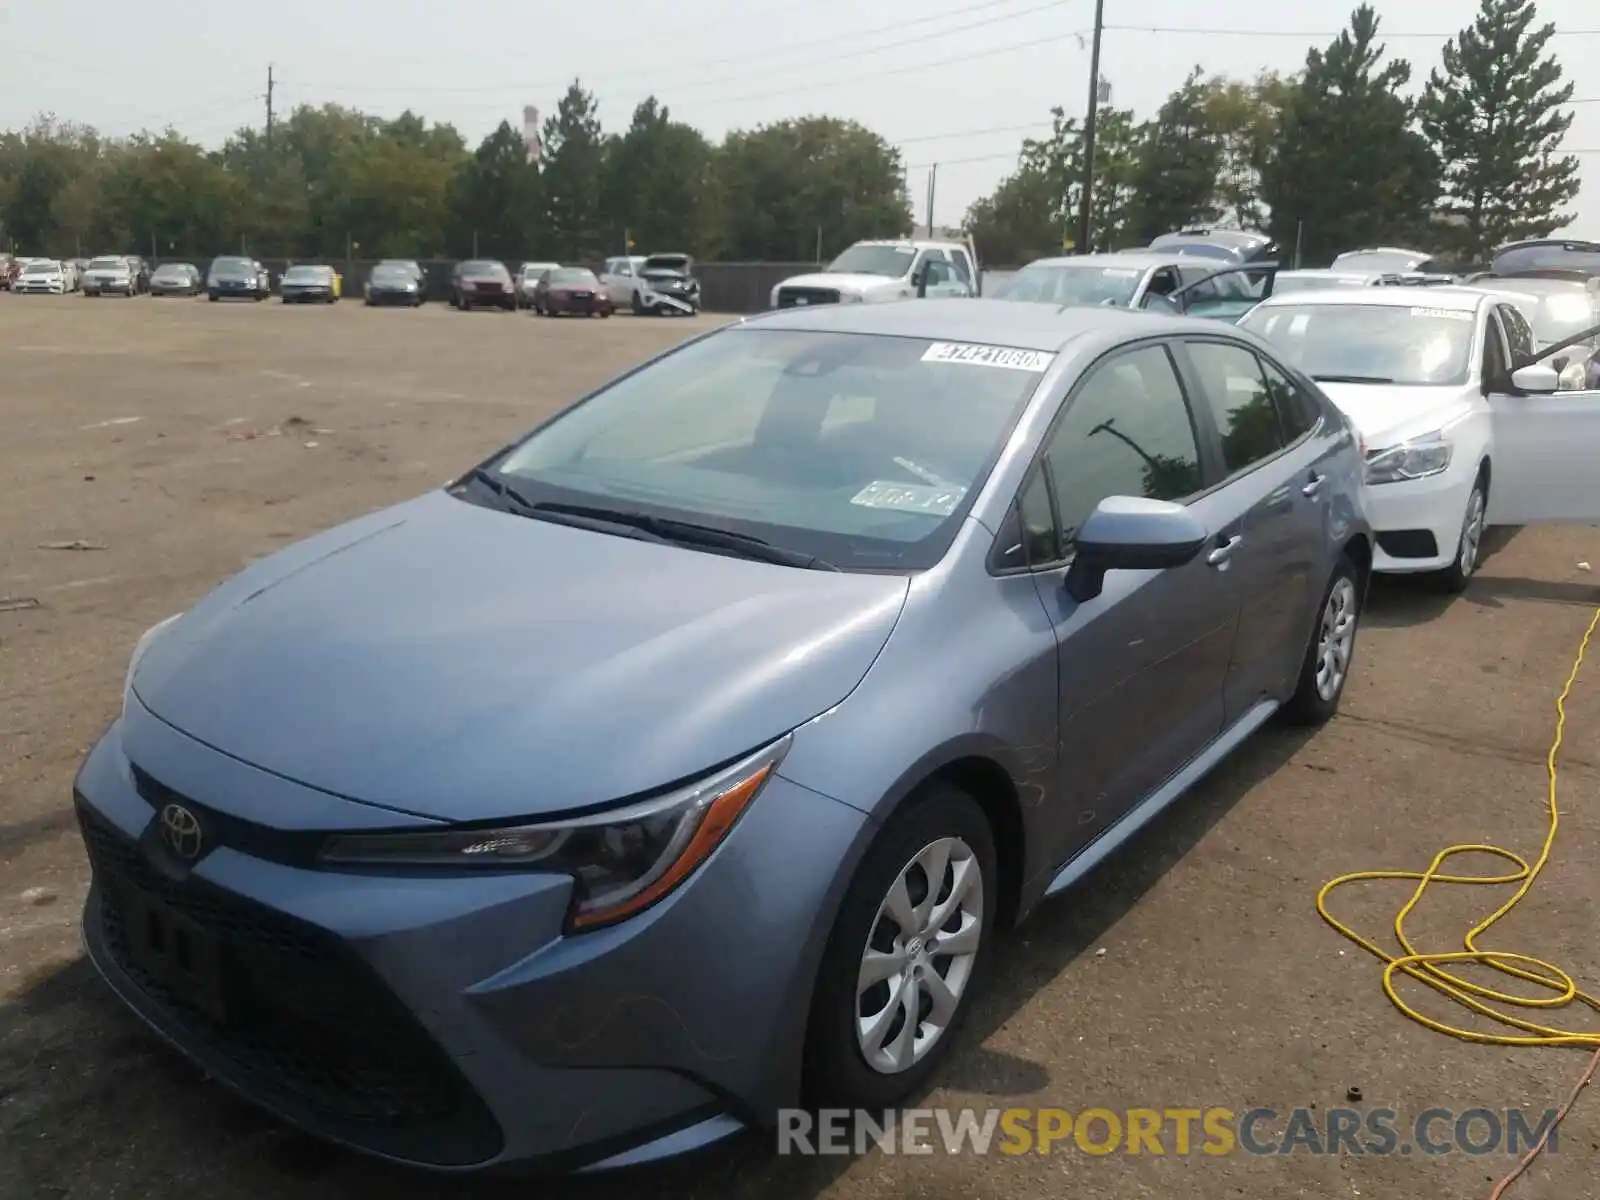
[
  {"left": 1313, "top": 382, "right": 1476, "bottom": 447},
  {"left": 778, "top": 272, "right": 908, "bottom": 295},
  {"left": 643, "top": 254, "right": 692, "bottom": 273},
  {"left": 131, "top": 491, "right": 909, "bottom": 822}
]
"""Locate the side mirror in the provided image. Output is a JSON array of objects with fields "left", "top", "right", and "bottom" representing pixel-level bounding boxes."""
[
  {"left": 1510, "top": 362, "right": 1561, "bottom": 395},
  {"left": 1064, "top": 496, "right": 1209, "bottom": 603}
]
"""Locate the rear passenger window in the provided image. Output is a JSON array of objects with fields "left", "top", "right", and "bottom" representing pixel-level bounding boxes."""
[
  {"left": 1041, "top": 345, "right": 1203, "bottom": 547},
  {"left": 1187, "top": 342, "right": 1287, "bottom": 474},
  {"left": 1259, "top": 357, "right": 1319, "bottom": 441}
]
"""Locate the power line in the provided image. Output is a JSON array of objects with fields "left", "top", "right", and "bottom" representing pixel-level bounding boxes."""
[
  {"left": 303, "top": 0, "right": 1066, "bottom": 97},
  {"left": 1102, "top": 23, "right": 1600, "bottom": 38}
]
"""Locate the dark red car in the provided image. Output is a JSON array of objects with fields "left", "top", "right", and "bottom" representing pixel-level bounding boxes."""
[
  {"left": 533, "top": 267, "right": 613, "bottom": 317},
  {"left": 449, "top": 260, "right": 515, "bottom": 311}
]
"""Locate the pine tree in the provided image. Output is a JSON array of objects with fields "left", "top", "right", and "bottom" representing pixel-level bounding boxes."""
[
  {"left": 1259, "top": 6, "right": 1441, "bottom": 265},
  {"left": 1418, "top": 0, "right": 1580, "bottom": 261},
  {"left": 1125, "top": 68, "right": 1223, "bottom": 243}
]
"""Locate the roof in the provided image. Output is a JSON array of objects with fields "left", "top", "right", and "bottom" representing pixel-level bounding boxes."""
[
  {"left": 852, "top": 238, "right": 970, "bottom": 251},
  {"left": 1153, "top": 228, "right": 1272, "bottom": 249},
  {"left": 739, "top": 297, "right": 1200, "bottom": 352},
  {"left": 1255, "top": 284, "right": 1487, "bottom": 312}
]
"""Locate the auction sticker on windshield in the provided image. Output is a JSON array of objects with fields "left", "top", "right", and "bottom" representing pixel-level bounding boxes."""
[
  {"left": 922, "top": 343, "right": 1055, "bottom": 371},
  {"left": 1409, "top": 307, "right": 1474, "bottom": 320},
  {"left": 851, "top": 480, "right": 967, "bottom": 516}
]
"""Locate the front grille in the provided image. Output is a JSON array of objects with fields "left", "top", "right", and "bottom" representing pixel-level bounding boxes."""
[
  {"left": 78, "top": 802, "right": 503, "bottom": 1166},
  {"left": 1377, "top": 530, "right": 1440, "bottom": 559},
  {"left": 776, "top": 286, "right": 841, "bottom": 307}
]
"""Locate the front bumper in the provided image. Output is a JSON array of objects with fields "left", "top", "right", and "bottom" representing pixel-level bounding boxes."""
[
  {"left": 74, "top": 699, "right": 871, "bottom": 1172},
  {"left": 17, "top": 281, "right": 65, "bottom": 293},
  {"left": 282, "top": 288, "right": 332, "bottom": 302},
  {"left": 368, "top": 288, "right": 421, "bottom": 305},
  {"left": 1364, "top": 466, "right": 1476, "bottom": 573}
]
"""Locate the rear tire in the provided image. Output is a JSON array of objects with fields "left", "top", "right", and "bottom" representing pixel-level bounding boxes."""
[
  {"left": 803, "top": 784, "right": 996, "bottom": 1110},
  {"left": 1283, "top": 554, "right": 1361, "bottom": 726}
]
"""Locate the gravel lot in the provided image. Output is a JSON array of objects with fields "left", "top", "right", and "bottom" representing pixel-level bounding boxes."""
[{"left": 2, "top": 294, "right": 1598, "bottom": 1199}]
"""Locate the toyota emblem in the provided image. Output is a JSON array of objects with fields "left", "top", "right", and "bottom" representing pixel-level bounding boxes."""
[{"left": 159, "top": 802, "right": 204, "bottom": 861}]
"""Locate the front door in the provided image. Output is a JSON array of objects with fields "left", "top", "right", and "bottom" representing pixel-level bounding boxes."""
[
  {"left": 1177, "top": 339, "right": 1331, "bottom": 719},
  {"left": 1022, "top": 342, "right": 1240, "bottom": 862},
  {"left": 1485, "top": 380, "right": 1600, "bottom": 523}
]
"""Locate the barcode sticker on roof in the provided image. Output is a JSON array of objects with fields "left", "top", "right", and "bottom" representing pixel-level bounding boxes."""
[
  {"left": 1409, "top": 307, "right": 1474, "bottom": 321},
  {"left": 922, "top": 343, "right": 1055, "bottom": 371}
]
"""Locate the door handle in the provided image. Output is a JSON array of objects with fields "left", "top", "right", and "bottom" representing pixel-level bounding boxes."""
[
  {"left": 1302, "top": 473, "right": 1325, "bottom": 498},
  {"left": 1207, "top": 535, "right": 1242, "bottom": 567}
]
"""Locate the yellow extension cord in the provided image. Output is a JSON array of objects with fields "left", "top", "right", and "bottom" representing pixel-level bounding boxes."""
[{"left": 1315, "top": 602, "right": 1600, "bottom": 1196}]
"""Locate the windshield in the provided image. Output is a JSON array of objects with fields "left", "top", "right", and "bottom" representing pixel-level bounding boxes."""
[
  {"left": 371, "top": 265, "right": 412, "bottom": 282},
  {"left": 88, "top": 257, "right": 125, "bottom": 270},
  {"left": 284, "top": 266, "right": 327, "bottom": 281},
  {"left": 488, "top": 329, "right": 1049, "bottom": 571},
  {"left": 520, "top": 263, "right": 557, "bottom": 277},
  {"left": 211, "top": 257, "right": 253, "bottom": 275},
  {"left": 1331, "top": 250, "right": 1430, "bottom": 274},
  {"left": 1491, "top": 242, "right": 1600, "bottom": 278},
  {"left": 1149, "top": 237, "right": 1235, "bottom": 262},
  {"left": 992, "top": 263, "right": 1143, "bottom": 307},
  {"left": 23, "top": 262, "right": 59, "bottom": 274},
  {"left": 827, "top": 245, "right": 916, "bottom": 277},
  {"left": 461, "top": 260, "right": 505, "bottom": 277},
  {"left": 153, "top": 264, "right": 188, "bottom": 278},
  {"left": 549, "top": 268, "right": 596, "bottom": 285},
  {"left": 1272, "top": 273, "right": 1371, "bottom": 295},
  {"left": 1242, "top": 302, "right": 1477, "bottom": 386}
]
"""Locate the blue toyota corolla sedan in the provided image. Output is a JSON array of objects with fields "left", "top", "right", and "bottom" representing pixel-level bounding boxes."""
[{"left": 74, "top": 299, "right": 1371, "bottom": 1173}]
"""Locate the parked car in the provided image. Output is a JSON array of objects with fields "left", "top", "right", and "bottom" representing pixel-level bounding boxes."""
[
  {"left": 606, "top": 253, "right": 701, "bottom": 315},
  {"left": 1239, "top": 285, "right": 1600, "bottom": 592},
  {"left": 1486, "top": 238, "right": 1600, "bottom": 279},
  {"left": 996, "top": 253, "right": 1286, "bottom": 323},
  {"left": 207, "top": 256, "right": 265, "bottom": 301},
  {"left": 450, "top": 260, "right": 515, "bottom": 310},
  {"left": 1329, "top": 246, "right": 1451, "bottom": 276},
  {"left": 1147, "top": 226, "right": 1278, "bottom": 264},
  {"left": 516, "top": 261, "right": 561, "bottom": 309},
  {"left": 280, "top": 264, "right": 341, "bottom": 304},
  {"left": 533, "top": 266, "right": 612, "bottom": 317},
  {"left": 14, "top": 259, "right": 67, "bottom": 294},
  {"left": 149, "top": 262, "right": 203, "bottom": 296},
  {"left": 768, "top": 238, "right": 982, "bottom": 308},
  {"left": 365, "top": 261, "right": 426, "bottom": 306},
  {"left": 76, "top": 298, "right": 1378, "bottom": 1174},
  {"left": 82, "top": 255, "right": 138, "bottom": 297}
]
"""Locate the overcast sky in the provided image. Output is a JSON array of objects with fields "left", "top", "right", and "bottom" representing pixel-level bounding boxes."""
[{"left": 3, "top": 0, "right": 1596, "bottom": 233}]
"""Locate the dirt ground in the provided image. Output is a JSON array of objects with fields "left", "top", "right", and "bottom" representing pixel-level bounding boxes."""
[{"left": 2, "top": 294, "right": 1599, "bottom": 1200}]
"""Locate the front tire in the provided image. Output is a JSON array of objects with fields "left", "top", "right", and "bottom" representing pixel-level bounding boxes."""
[
  {"left": 1283, "top": 554, "right": 1362, "bottom": 726},
  {"left": 803, "top": 784, "right": 996, "bottom": 1109},
  {"left": 1436, "top": 474, "right": 1488, "bottom": 595}
]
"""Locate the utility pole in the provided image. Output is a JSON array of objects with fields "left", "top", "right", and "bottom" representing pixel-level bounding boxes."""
[
  {"left": 265, "top": 65, "right": 275, "bottom": 153},
  {"left": 925, "top": 165, "right": 938, "bottom": 239},
  {"left": 1075, "top": 0, "right": 1106, "bottom": 255}
]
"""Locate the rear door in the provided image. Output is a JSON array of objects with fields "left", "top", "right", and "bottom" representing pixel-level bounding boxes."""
[
  {"left": 1014, "top": 341, "right": 1240, "bottom": 859},
  {"left": 1175, "top": 337, "right": 1332, "bottom": 721}
]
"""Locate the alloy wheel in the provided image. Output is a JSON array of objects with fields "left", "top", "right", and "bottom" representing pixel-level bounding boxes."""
[
  {"left": 1458, "top": 486, "right": 1486, "bottom": 578},
  {"left": 855, "top": 836, "right": 983, "bottom": 1075},
  {"left": 1315, "top": 577, "right": 1358, "bottom": 702}
]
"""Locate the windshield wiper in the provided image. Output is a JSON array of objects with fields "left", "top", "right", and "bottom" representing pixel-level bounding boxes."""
[
  {"left": 531, "top": 502, "right": 838, "bottom": 571},
  {"left": 1310, "top": 373, "right": 1397, "bottom": 384},
  {"left": 458, "top": 466, "right": 538, "bottom": 514}
]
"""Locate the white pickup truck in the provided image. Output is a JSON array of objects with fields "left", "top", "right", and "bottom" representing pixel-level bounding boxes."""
[{"left": 769, "top": 237, "right": 981, "bottom": 309}]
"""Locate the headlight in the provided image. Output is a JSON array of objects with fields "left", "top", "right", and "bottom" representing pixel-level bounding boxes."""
[
  {"left": 1364, "top": 431, "right": 1453, "bottom": 484},
  {"left": 124, "top": 614, "right": 182, "bottom": 697},
  {"left": 319, "top": 734, "right": 791, "bottom": 931}
]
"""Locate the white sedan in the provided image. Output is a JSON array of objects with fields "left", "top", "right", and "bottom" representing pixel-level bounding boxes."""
[
  {"left": 1239, "top": 285, "right": 1600, "bottom": 591},
  {"left": 14, "top": 260, "right": 67, "bottom": 294}
]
